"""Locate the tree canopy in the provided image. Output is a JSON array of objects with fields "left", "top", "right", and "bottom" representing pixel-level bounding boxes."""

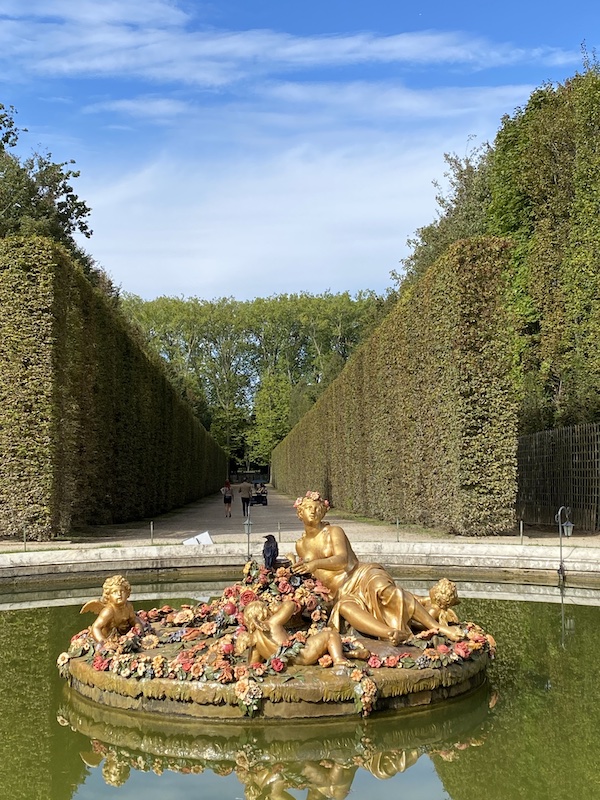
[
  {"left": 0, "top": 103, "right": 118, "bottom": 301},
  {"left": 121, "top": 291, "right": 393, "bottom": 467}
]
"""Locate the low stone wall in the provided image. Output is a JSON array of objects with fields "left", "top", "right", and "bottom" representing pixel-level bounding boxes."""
[{"left": 2, "top": 542, "right": 599, "bottom": 587}]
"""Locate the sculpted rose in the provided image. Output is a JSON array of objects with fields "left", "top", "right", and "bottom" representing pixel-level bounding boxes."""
[
  {"left": 240, "top": 589, "right": 257, "bottom": 607},
  {"left": 454, "top": 641, "right": 471, "bottom": 660},
  {"left": 304, "top": 595, "right": 318, "bottom": 612}
]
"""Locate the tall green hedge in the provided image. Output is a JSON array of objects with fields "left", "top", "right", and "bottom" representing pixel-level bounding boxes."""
[
  {"left": 272, "top": 238, "right": 517, "bottom": 534},
  {"left": 488, "top": 69, "right": 600, "bottom": 431},
  {"left": 0, "top": 236, "right": 227, "bottom": 539}
]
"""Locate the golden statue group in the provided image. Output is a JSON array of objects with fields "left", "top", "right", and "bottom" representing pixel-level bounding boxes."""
[{"left": 58, "top": 491, "right": 495, "bottom": 722}]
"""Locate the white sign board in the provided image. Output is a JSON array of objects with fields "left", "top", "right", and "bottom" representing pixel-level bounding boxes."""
[{"left": 182, "top": 531, "right": 213, "bottom": 545}]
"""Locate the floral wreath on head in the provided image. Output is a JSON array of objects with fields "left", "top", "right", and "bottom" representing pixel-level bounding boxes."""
[{"left": 293, "top": 490, "right": 330, "bottom": 509}]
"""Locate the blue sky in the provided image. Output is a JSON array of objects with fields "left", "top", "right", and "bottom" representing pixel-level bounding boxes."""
[{"left": 1, "top": 1, "right": 598, "bottom": 301}]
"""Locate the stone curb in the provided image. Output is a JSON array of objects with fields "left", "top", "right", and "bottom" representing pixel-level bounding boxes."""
[{"left": 1, "top": 541, "right": 599, "bottom": 583}]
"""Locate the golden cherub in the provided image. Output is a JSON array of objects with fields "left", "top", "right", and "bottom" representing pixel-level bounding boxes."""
[
  {"left": 241, "top": 599, "right": 367, "bottom": 667},
  {"left": 417, "top": 578, "right": 461, "bottom": 626},
  {"left": 80, "top": 575, "right": 143, "bottom": 646}
]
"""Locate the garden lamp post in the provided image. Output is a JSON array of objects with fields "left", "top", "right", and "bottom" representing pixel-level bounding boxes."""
[
  {"left": 555, "top": 506, "right": 573, "bottom": 583},
  {"left": 244, "top": 515, "right": 253, "bottom": 560}
]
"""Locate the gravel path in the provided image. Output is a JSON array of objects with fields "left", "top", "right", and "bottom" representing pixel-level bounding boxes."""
[{"left": 2, "top": 484, "right": 596, "bottom": 552}]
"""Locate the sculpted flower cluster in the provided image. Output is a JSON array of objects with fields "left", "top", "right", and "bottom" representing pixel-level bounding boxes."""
[
  {"left": 234, "top": 678, "right": 263, "bottom": 716},
  {"left": 293, "top": 490, "right": 330, "bottom": 509},
  {"left": 351, "top": 670, "right": 378, "bottom": 717}
]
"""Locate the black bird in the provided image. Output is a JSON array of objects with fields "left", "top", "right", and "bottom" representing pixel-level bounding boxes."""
[{"left": 263, "top": 534, "right": 279, "bottom": 570}]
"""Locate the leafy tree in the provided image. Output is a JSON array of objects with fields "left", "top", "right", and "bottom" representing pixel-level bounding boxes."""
[
  {"left": 122, "top": 291, "right": 390, "bottom": 465},
  {"left": 198, "top": 297, "right": 253, "bottom": 458},
  {"left": 0, "top": 102, "right": 118, "bottom": 301},
  {"left": 121, "top": 294, "right": 212, "bottom": 428},
  {"left": 245, "top": 291, "right": 390, "bottom": 462},
  {"left": 396, "top": 65, "right": 600, "bottom": 433},
  {"left": 245, "top": 294, "right": 308, "bottom": 382},
  {"left": 488, "top": 70, "right": 600, "bottom": 430},
  {"left": 392, "top": 144, "right": 493, "bottom": 288},
  {"left": 246, "top": 372, "right": 292, "bottom": 465},
  {"left": 123, "top": 295, "right": 252, "bottom": 459},
  {"left": 0, "top": 103, "right": 20, "bottom": 149}
]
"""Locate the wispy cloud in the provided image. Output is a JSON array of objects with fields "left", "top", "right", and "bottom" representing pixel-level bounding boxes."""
[
  {"left": 82, "top": 144, "right": 441, "bottom": 300},
  {"left": 77, "top": 80, "right": 532, "bottom": 142},
  {"left": 78, "top": 112, "right": 500, "bottom": 301},
  {"left": 0, "top": 1, "right": 580, "bottom": 87},
  {"left": 0, "top": 0, "right": 188, "bottom": 27},
  {"left": 84, "top": 96, "right": 190, "bottom": 122},
  {"left": 260, "top": 81, "right": 535, "bottom": 122}
]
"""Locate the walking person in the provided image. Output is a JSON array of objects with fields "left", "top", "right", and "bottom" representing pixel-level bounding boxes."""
[
  {"left": 220, "top": 480, "right": 233, "bottom": 517},
  {"left": 238, "top": 478, "right": 253, "bottom": 518}
]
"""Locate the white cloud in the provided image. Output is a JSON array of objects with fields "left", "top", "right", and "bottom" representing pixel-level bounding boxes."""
[
  {"left": 77, "top": 78, "right": 532, "bottom": 155},
  {"left": 260, "top": 81, "right": 535, "bottom": 122},
  {"left": 0, "top": 2, "right": 580, "bottom": 87},
  {"left": 0, "top": 0, "right": 188, "bottom": 26},
  {"left": 84, "top": 96, "right": 190, "bottom": 121},
  {"left": 79, "top": 130, "right": 473, "bottom": 301}
]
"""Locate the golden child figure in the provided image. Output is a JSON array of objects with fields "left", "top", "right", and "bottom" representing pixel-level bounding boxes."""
[
  {"left": 243, "top": 599, "right": 352, "bottom": 666},
  {"left": 81, "top": 575, "right": 143, "bottom": 646}
]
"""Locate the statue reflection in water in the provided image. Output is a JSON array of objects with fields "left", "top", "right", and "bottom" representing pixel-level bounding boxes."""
[
  {"left": 244, "top": 761, "right": 358, "bottom": 800},
  {"left": 242, "top": 749, "right": 423, "bottom": 799},
  {"left": 60, "top": 680, "right": 493, "bottom": 799},
  {"left": 86, "top": 742, "right": 421, "bottom": 799}
]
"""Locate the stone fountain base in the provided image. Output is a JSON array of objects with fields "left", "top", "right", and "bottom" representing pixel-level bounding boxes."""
[{"left": 65, "top": 636, "right": 490, "bottom": 720}]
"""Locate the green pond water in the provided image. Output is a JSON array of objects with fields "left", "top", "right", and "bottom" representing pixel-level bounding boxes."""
[{"left": 0, "top": 583, "right": 598, "bottom": 800}]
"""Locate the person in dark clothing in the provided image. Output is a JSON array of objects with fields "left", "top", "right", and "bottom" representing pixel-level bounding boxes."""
[
  {"left": 263, "top": 534, "right": 279, "bottom": 570},
  {"left": 238, "top": 479, "right": 253, "bottom": 517},
  {"left": 220, "top": 480, "right": 233, "bottom": 517}
]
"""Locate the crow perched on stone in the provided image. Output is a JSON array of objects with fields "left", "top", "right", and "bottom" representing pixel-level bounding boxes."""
[{"left": 263, "top": 534, "right": 279, "bottom": 570}]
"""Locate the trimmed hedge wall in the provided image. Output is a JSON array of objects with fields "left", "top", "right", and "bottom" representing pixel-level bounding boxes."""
[
  {"left": 0, "top": 236, "right": 226, "bottom": 539},
  {"left": 271, "top": 238, "right": 517, "bottom": 534},
  {"left": 488, "top": 70, "right": 600, "bottom": 431}
]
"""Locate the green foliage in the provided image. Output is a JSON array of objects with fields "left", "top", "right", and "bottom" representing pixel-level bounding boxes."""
[
  {"left": 121, "top": 291, "right": 389, "bottom": 466},
  {"left": 393, "top": 144, "right": 493, "bottom": 288},
  {"left": 501, "top": 71, "right": 600, "bottom": 429},
  {"left": 0, "top": 236, "right": 227, "bottom": 539},
  {"left": 0, "top": 102, "right": 119, "bottom": 302},
  {"left": 247, "top": 372, "right": 292, "bottom": 464},
  {"left": 0, "top": 104, "right": 91, "bottom": 247},
  {"left": 0, "top": 103, "right": 20, "bottom": 148},
  {"left": 396, "top": 68, "right": 600, "bottom": 434},
  {"left": 272, "top": 238, "right": 518, "bottom": 535}
]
